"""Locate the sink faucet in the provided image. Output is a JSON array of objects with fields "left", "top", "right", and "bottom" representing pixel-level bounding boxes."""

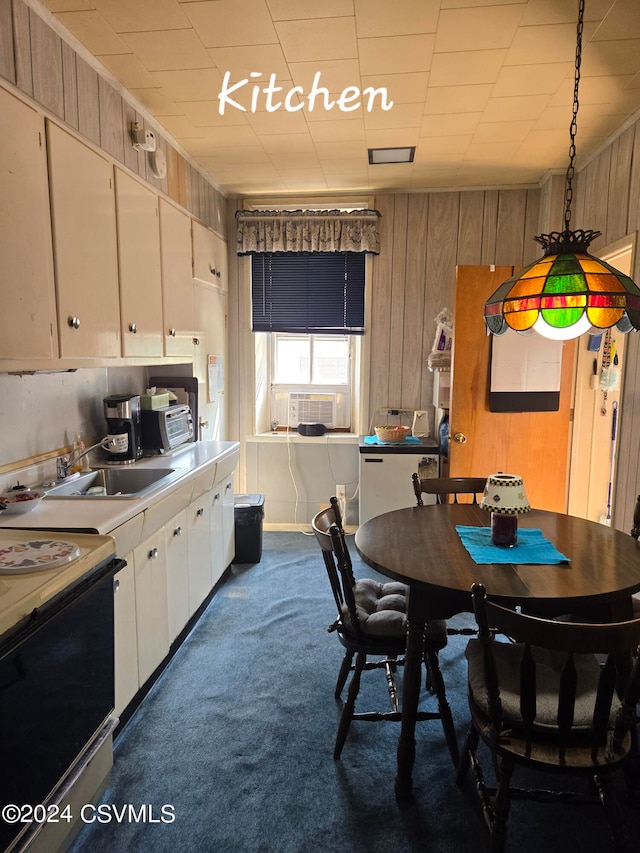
[{"left": 57, "top": 437, "right": 116, "bottom": 480}]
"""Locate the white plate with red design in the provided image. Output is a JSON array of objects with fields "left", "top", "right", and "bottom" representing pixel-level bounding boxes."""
[{"left": 0, "top": 540, "right": 81, "bottom": 573}]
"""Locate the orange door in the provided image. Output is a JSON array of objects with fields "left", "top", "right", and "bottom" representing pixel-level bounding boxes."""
[{"left": 448, "top": 265, "right": 575, "bottom": 513}]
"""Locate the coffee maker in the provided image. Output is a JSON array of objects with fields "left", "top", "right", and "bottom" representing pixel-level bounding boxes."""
[{"left": 103, "top": 394, "right": 142, "bottom": 464}]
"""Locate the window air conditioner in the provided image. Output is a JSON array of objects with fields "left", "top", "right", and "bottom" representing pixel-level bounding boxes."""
[{"left": 272, "top": 390, "right": 351, "bottom": 429}]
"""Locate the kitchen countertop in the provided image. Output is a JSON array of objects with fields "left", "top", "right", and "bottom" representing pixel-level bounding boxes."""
[
  {"left": 0, "top": 440, "right": 240, "bottom": 535},
  {"left": 359, "top": 436, "right": 439, "bottom": 454},
  {"left": 0, "top": 528, "right": 116, "bottom": 638}
]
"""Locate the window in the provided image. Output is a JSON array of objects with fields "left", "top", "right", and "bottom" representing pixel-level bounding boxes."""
[{"left": 273, "top": 334, "right": 350, "bottom": 385}]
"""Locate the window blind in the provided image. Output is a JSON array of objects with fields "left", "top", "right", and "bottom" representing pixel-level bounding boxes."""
[{"left": 251, "top": 252, "right": 365, "bottom": 334}]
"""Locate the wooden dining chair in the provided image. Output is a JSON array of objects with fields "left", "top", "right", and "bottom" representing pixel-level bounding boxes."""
[
  {"left": 412, "top": 473, "right": 487, "bottom": 506},
  {"left": 312, "top": 498, "right": 459, "bottom": 766},
  {"left": 456, "top": 582, "right": 640, "bottom": 853}
]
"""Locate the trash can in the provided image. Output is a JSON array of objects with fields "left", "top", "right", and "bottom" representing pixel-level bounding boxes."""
[{"left": 233, "top": 494, "right": 265, "bottom": 564}]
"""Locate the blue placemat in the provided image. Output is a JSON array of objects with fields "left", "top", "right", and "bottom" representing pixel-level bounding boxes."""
[
  {"left": 455, "top": 526, "right": 570, "bottom": 565},
  {"left": 364, "top": 435, "right": 423, "bottom": 446}
]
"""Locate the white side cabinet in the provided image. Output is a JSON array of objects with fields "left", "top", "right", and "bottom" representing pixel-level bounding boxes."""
[
  {"left": 165, "top": 510, "right": 189, "bottom": 643},
  {"left": 113, "top": 557, "right": 139, "bottom": 718},
  {"left": 47, "top": 121, "right": 121, "bottom": 358},
  {"left": 0, "top": 87, "right": 57, "bottom": 359},
  {"left": 221, "top": 475, "right": 235, "bottom": 569},
  {"left": 133, "top": 531, "right": 169, "bottom": 686},
  {"left": 187, "top": 495, "right": 213, "bottom": 616},
  {"left": 114, "top": 168, "right": 163, "bottom": 357},
  {"left": 192, "top": 220, "right": 227, "bottom": 289},
  {"left": 160, "top": 198, "right": 194, "bottom": 357}
]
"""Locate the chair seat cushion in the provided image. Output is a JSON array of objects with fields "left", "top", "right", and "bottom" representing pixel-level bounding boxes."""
[
  {"left": 465, "top": 639, "right": 607, "bottom": 732},
  {"left": 345, "top": 577, "right": 446, "bottom": 642}
]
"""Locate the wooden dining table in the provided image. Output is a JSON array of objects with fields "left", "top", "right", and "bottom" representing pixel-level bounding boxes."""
[{"left": 354, "top": 502, "right": 640, "bottom": 799}]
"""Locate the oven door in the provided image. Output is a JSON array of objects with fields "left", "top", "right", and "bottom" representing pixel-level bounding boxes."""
[{"left": 0, "top": 557, "right": 122, "bottom": 852}]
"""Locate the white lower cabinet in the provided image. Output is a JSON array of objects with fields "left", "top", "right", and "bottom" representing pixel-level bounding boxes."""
[
  {"left": 210, "top": 486, "right": 224, "bottom": 587},
  {"left": 113, "top": 557, "right": 139, "bottom": 718},
  {"left": 221, "top": 476, "right": 235, "bottom": 569},
  {"left": 133, "top": 531, "right": 169, "bottom": 686},
  {"left": 165, "top": 509, "right": 189, "bottom": 642},
  {"left": 187, "top": 496, "right": 213, "bottom": 616}
]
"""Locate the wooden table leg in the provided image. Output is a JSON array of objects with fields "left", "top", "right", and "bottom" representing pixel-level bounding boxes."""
[{"left": 395, "top": 586, "right": 427, "bottom": 799}]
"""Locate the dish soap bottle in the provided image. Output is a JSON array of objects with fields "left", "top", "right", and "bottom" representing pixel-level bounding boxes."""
[{"left": 70, "top": 433, "right": 86, "bottom": 473}]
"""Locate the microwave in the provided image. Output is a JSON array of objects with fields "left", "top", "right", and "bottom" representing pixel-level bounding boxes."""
[{"left": 141, "top": 404, "right": 194, "bottom": 453}]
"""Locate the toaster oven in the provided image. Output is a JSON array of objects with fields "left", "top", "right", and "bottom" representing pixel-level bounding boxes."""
[{"left": 141, "top": 404, "right": 194, "bottom": 453}]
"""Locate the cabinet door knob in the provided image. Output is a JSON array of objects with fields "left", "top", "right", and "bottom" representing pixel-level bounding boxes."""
[
  {"left": 168, "top": 328, "right": 176, "bottom": 337},
  {"left": 209, "top": 265, "right": 216, "bottom": 275},
  {"left": 225, "top": 483, "right": 232, "bottom": 492},
  {"left": 149, "top": 547, "right": 159, "bottom": 559},
  {"left": 197, "top": 507, "right": 204, "bottom": 517},
  {"left": 129, "top": 322, "right": 138, "bottom": 334},
  {"left": 174, "top": 526, "right": 182, "bottom": 536},
  {"left": 68, "top": 316, "right": 80, "bottom": 329},
  {"left": 113, "top": 578, "right": 120, "bottom": 593}
]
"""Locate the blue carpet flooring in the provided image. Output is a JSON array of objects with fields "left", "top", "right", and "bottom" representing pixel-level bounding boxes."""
[{"left": 68, "top": 532, "right": 639, "bottom": 853}]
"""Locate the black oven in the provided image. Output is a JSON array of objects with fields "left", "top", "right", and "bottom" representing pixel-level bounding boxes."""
[{"left": 0, "top": 556, "right": 123, "bottom": 852}]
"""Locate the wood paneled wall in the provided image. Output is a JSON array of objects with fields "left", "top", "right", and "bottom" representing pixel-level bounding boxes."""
[
  {"left": 573, "top": 119, "right": 640, "bottom": 533},
  {"left": 0, "top": 0, "right": 227, "bottom": 237},
  {"left": 368, "top": 187, "right": 541, "bottom": 423}
]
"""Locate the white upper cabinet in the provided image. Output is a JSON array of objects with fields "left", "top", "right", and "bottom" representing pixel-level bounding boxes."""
[
  {"left": 47, "top": 121, "right": 121, "bottom": 358},
  {"left": 0, "top": 88, "right": 57, "bottom": 359},
  {"left": 159, "top": 198, "right": 194, "bottom": 357},
  {"left": 192, "top": 219, "right": 227, "bottom": 290},
  {"left": 114, "top": 168, "right": 163, "bottom": 358}
]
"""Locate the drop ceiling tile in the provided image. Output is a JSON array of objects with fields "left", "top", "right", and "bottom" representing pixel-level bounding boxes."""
[
  {"left": 181, "top": 100, "right": 250, "bottom": 126},
  {"left": 288, "top": 59, "right": 361, "bottom": 94},
  {"left": 208, "top": 45, "right": 290, "bottom": 80},
  {"left": 549, "top": 75, "right": 636, "bottom": 108},
  {"left": 266, "top": 0, "right": 353, "bottom": 20},
  {"left": 128, "top": 87, "right": 183, "bottom": 115},
  {"left": 359, "top": 72, "right": 429, "bottom": 105},
  {"left": 482, "top": 94, "right": 550, "bottom": 122},
  {"left": 259, "top": 134, "right": 317, "bottom": 153},
  {"left": 435, "top": 5, "right": 525, "bottom": 53},
  {"left": 119, "top": 29, "right": 214, "bottom": 70},
  {"left": 302, "top": 103, "right": 365, "bottom": 123},
  {"left": 591, "top": 2, "right": 640, "bottom": 41},
  {"left": 275, "top": 17, "right": 357, "bottom": 63},
  {"left": 364, "top": 102, "right": 423, "bottom": 130},
  {"left": 313, "top": 140, "right": 366, "bottom": 159},
  {"left": 308, "top": 119, "right": 365, "bottom": 143},
  {"left": 182, "top": 126, "right": 262, "bottom": 151},
  {"left": 321, "top": 158, "right": 367, "bottom": 174},
  {"left": 416, "top": 135, "right": 472, "bottom": 155},
  {"left": 465, "top": 140, "right": 521, "bottom": 161},
  {"left": 182, "top": 0, "right": 278, "bottom": 48},
  {"left": 99, "top": 53, "right": 157, "bottom": 88},
  {"left": 582, "top": 40, "right": 640, "bottom": 76},
  {"left": 92, "top": 0, "right": 190, "bottom": 33},
  {"left": 364, "top": 128, "right": 419, "bottom": 147},
  {"left": 492, "top": 63, "right": 572, "bottom": 97},
  {"left": 149, "top": 69, "right": 223, "bottom": 102},
  {"left": 196, "top": 147, "right": 271, "bottom": 165},
  {"left": 42, "top": 0, "right": 95, "bottom": 11},
  {"left": 518, "top": 0, "right": 611, "bottom": 26},
  {"left": 473, "top": 119, "right": 535, "bottom": 144},
  {"left": 430, "top": 49, "right": 508, "bottom": 87},
  {"left": 424, "top": 84, "right": 493, "bottom": 114},
  {"left": 504, "top": 23, "right": 598, "bottom": 66},
  {"left": 156, "top": 114, "right": 205, "bottom": 138},
  {"left": 268, "top": 152, "right": 321, "bottom": 169},
  {"left": 56, "top": 10, "right": 130, "bottom": 54},
  {"left": 354, "top": 0, "right": 439, "bottom": 38},
  {"left": 246, "top": 110, "right": 309, "bottom": 134},
  {"left": 358, "top": 35, "right": 435, "bottom": 75},
  {"left": 420, "top": 112, "right": 484, "bottom": 137}
]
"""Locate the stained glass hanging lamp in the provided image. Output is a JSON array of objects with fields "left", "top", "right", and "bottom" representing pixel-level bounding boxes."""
[{"left": 484, "top": 0, "right": 640, "bottom": 341}]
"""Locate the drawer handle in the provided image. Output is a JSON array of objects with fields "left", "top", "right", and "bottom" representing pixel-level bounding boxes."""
[
  {"left": 149, "top": 547, "right": 159, "bottom": 559},
  {"left": 68, "top": 316, "right": 80, "bottom": 330},
  {"left": 364, "top": 458, "right": 383, "bottom": 463},
  {"left": 174, "top": 526, "right": 182, "bottom": 536}
]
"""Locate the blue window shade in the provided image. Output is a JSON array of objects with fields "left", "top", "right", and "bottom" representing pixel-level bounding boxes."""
[{"left": 251, "top": 252, "right": 365, "bottom": 334}]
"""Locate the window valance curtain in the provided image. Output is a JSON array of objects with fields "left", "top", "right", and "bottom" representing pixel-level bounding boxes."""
[{"left": 236, "top": 209, "right": 381, "bottom": 255}]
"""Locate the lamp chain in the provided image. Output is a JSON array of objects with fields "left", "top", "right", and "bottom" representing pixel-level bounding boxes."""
[{"left": 564, "top": 0, "right": 585, "bottom": 232}]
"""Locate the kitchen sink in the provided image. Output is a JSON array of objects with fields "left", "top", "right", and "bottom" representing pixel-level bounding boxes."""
[{"left": 43, "top": 467, "right": 181, "bottom": 499}]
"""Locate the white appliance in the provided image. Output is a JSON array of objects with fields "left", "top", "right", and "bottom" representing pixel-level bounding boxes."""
[
  {"left": 358, "top": 439, "right": 439, "bottom": 525},
  {"left": 272, "top": 390, "right": 350, "bottom": 429}
]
